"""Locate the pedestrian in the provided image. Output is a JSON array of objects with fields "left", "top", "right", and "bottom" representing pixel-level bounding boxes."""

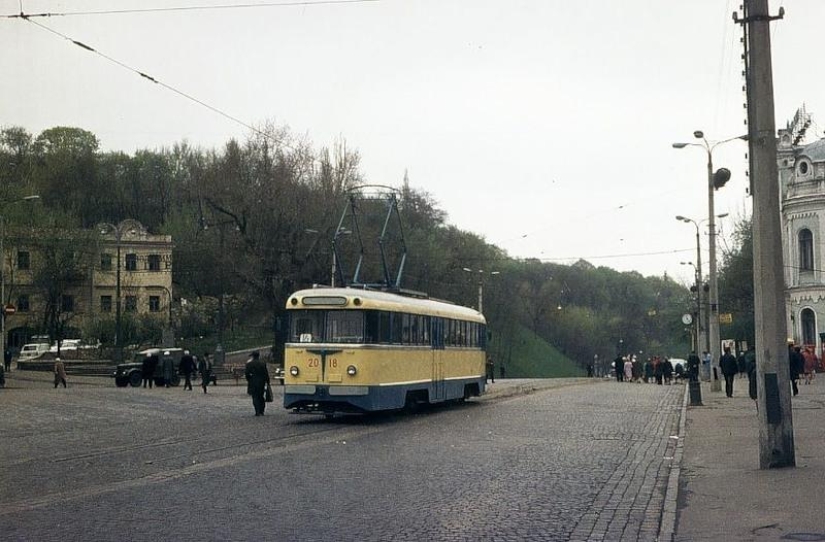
[
  {"left": 54, "top": 357, "right": 67, "bottom": 388},
  {"left": 180, "top": 350, "right": 196, "bottom": 391},
  {"left": 614, "top": 355, "right": 624, "bottom": 382},
  {"left": 643, "top": 359, "right": 653, "bottom": 383},
  {"left": 4, "top": 347, "right": 11, "bottom": 372},
  {"left": 662, "top": 357, "right": 673, "bottom": 385},
  {"left": 702, "top": 351, "right": 712, "bottom": 381},
  {"left": 653, "top": 357, "right": 663, "bottom": 385},
  {"left": 719, "top": 346, "right": 738, "bottom": 398},
  {"left": 161, "top": 351, "right": 175, "bottom": 388},
  {"left": 737, "top": 351, "right": 747, "bottom": 379},
  {"left": 586, "top": 364, "right": 593, "bottom": 378},
  {"left": 674, "top": 361, "right": 685, "bottom": 382},
  {"left": 632, "top": 356, "right": 642, "bottom": 382},
  {"left": 802, "top": 347, "right": 817, "bottom": 384},
  {"left": 747, "top": 349, "right": 758, "bottom": 405},
  {"left": 245, "top": 351, "right": 270, "bottom": 416},
  {"left": 623, "top": 357, "right": 633, "bottom": 382},
  {"left": 687, "top": 351, "right": 700, "bottom": 382},
  {"left": 0, "top": 363, "right": 5, "bottom": 388},
  {"left": 141, "top": 353, "right": 155, "bottom": 388},
  {"left": 789, "top": 344, "right": 804, "bottom": 396},
  {"left": 198, "top": 352, "right": 212, "bottom": 394},
  {"left": 486, "top": 357, "right": 495, "bottom": 383}
]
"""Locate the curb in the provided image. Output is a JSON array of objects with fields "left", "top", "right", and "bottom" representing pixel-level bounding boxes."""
[{"left": 658, "top": 383, "right": 688, "bottom": 541}]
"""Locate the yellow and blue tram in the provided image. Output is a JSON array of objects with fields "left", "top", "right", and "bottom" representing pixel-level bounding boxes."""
[{"left": 283, "top": 287, "right": 487, "bottom": 415}]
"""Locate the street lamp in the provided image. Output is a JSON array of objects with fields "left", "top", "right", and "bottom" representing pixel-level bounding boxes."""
[
  {"left": 673, "top": 131, "right": 746, "bottom": 392},
  {"left": 98, "top": 221, "right": 138, "bottom": 360},
  {"left": 462, "top": 268, "right": 499, "bottom": 314},
  {"left": 676, "top": 215, "right": 706, "bottom": 357},
  {"left": 1, "top": 195, "right": 40, "bottom": 364},
  {"left": 680, "top": 261, "right": 702, "bottom": 354}
]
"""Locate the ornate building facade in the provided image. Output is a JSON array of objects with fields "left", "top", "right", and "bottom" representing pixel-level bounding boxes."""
[{"left": 778, "top": 126, "right": 825, "bottom": 356}]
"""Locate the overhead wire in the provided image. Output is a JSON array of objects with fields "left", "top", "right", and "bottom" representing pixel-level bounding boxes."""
[
  {"left": 1, "top": 0, "right": 379, "bottom": 19},
  {"left": 21, "top": 17, "right": 293, "bottom": 150}
]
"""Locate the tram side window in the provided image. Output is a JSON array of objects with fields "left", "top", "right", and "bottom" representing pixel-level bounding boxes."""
[
  {"left": 326, "top": 310, "right": 365, "bottom": 343},
  {"left": 401, "top": 313, "right": 412, "bottom": 344},
  {"left": 290, "top": 311, "right": 324, "bottom": 343},
  {"left": 390, "top": 312, "right": 403, "bottom": 344}
]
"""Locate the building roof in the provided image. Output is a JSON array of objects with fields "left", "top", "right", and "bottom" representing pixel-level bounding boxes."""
[{"left": 799, "top": 138, "right": 825, "bottom": 162}]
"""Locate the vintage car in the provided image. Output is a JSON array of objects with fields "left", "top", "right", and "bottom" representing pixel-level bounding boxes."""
[{"left": 113, "top": 347, "right": 185, "bottom": 387}]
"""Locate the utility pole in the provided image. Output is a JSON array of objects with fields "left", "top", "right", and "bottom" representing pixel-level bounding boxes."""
[{"left": 736, "top": 0, "right": 795, "bottom": 468}]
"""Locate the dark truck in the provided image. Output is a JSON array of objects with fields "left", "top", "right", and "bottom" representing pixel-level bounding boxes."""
[{"left": 113, "top": 347, "right": 185, "bottom": 387}]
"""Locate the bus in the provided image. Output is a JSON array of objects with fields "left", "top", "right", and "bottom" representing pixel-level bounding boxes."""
[{"left": 283, "top": 286, "right": 487, "bottom": 416}]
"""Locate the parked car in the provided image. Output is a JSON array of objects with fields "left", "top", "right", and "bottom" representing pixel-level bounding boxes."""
[
  {"left": 49, "top": 339, "right": 82, "bottom": 353},
  {"left": 113, "top": 347, "right": 185, "bottom": 388},
  {"left": 18, "top": 343, "right": 50, "bottom": 361}
]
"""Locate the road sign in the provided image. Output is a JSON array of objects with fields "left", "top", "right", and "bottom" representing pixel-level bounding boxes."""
[
  {"left": 719, "top": 313, "right": 733, "bottom": 324},
  {"left": 3, "top": 305, "right": 15, "bottom": 316}
]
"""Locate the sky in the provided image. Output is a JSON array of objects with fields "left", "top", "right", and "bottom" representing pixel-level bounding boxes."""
[{"left": 1, "top": 0, "right": 823, "bottom": 286}]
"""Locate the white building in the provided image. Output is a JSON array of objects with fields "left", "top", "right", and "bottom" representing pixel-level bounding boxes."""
[{"left": 778, "top": 124, "right": 825, "bottom": 354}]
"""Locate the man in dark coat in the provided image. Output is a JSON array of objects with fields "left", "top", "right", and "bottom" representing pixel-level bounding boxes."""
[
  {"left": 719, "top": 346, "right": 738, "bottom": 398},
  {"left": 245, "top": 351, "right": 270, "bottom": 416},
  {"left": 789, "top": 344, "right": 804, "bottom": 396},
  {"left": 180, "top": 350, "right": 196, "bottom": 391},
  {"left": 161, "top": 351, "right": 175, "bottom": 388},
  {"left": 141, "top": 354, "right": 155, "bottom": 388}
]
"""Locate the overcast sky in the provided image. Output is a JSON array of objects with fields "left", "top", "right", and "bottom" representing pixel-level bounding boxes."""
[{"left": 1, "top": 0, "right": 820, "bottom": 285}]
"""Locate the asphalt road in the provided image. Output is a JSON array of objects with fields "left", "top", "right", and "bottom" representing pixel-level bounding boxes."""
[{"left": 0, "top": 375, "right": 683, "bottom": 541}]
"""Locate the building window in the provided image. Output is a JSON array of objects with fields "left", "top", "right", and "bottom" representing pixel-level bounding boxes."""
[
  {"left": 149, "top": 295, "right": 160, "bottom": 312},
  {"left": 61, "top": 295, "right": 74, "bottom": 313},
  {"left": 799, "top": 229, "right": 814, "bottom": 271},
  {"left": 148, "top": 254, "right": 161, "bottom": 272},
  {"left": 100, "top": 295, "right": 112, "bottom": 313},
  {"left": 125, "top": 295, "right": 137, "bottom": 312},
  {"left": 17, "top": 251, "right": 30, "bottom": 270},
  {"left": 16, "top": 294, "right": 29, "bottom": 313},
  {"left": 125, "top": 253, "right": 137, "bottom": 271},
  {"left": 101, "top": 253, "right": 113, "bottom": 271},
  {"left": 801, "top": 308, "right": 817, "bottom": 347}
]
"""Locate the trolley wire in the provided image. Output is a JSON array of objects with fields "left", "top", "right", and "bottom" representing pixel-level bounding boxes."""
[
  {"left": 21, "top": 17, "right": 290, "bottom": 149},
  {"left": 2, "top": 0, "right": 379, "bottom": 19}
]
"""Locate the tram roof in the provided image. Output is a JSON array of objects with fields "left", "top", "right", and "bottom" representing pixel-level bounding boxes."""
[{"left": 286, "top": 287, "right": 486, "bottom": 323}]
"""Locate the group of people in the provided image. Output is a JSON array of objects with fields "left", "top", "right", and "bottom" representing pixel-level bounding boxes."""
[
  {"left": 612, "top": 354, "right": 683, "bottom": 385},
  {"left": 141, "top": 350, "right": 213, "bottom": 393}
]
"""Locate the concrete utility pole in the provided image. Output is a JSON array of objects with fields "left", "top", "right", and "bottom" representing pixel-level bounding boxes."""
[{"left": 736, "top": 0, "right": 795, "bottom": 468}]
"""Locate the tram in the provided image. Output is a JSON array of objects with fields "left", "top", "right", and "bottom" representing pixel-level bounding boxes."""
[{"left": 283, "top": 286, "right": 487, "bottom": 415}]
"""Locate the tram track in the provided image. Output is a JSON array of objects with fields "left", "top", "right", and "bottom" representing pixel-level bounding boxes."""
[{"left": 1, "top": 419, "right": 388, "bottom": 516}]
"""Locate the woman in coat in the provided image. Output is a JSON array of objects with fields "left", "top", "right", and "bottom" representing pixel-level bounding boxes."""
[{"left": 54, "top": 357, "right": 67, "bottom": 388}]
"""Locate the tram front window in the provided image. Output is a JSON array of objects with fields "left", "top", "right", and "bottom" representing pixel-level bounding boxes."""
[
  {"left": 326, "top": 311, "right": 364, "bottom": 343},
  {"left": 290, "top": 311, "right": 324, "bottom": 343}
]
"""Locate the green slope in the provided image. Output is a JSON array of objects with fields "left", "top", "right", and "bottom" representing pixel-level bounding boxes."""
[{"left": 488, "top": 323, "right": 583, "bottom": 378}]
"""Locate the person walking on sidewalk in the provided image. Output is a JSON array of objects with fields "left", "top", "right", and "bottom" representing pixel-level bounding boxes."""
[
  {"left": 720, "top": 346, "right": 738, "bottom": 398},
  {"left": 180, "top": 350, "right": 196, "bottom": 391},
  {"left": 54, "top": 357, "right": 67, "bottom": 388},
  {"left": 789, "top": 344, "right": 804, "bottom": 396},
  {"left": 4, "top": 347, "right": 11, "bottom": 372}
]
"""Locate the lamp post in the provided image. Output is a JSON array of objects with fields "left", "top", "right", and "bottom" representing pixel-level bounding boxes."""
[
  {"left": 1, "top": 195, "right": 40, "bottom": 364},
  {"left": 462, "top": 268, "right": 499, "bottom": 314},
  {"left": 680, "top": 260, "right": 702, "bottom": 353},
  {"left": 673, "top": 132, "right": 745, "bottom": 392},
  {"left": 99, "top": 221, "right": 135, "bottom": 361},
  {"left": 676, "top": 215, "right": 706, "bottom": 358}
]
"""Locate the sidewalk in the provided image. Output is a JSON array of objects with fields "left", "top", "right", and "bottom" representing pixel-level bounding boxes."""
[{"left": 674, "top": 375, "right": 825, "bottom": 541}]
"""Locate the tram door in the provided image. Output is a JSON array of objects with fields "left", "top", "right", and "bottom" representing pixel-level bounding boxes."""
[{"left": 431, "top": 318, "right": 446, "bottom": 401}]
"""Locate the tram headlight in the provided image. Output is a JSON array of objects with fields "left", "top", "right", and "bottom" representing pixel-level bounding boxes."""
[
  {"left": 346, "top": 365, "right": 357, "bottom": 376},
  {"left": 289, "top": 366, "right": 300, "bottom": 377}
]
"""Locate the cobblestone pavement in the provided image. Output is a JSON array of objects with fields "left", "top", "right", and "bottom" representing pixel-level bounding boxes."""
[{"left": 0, "top": 374, "right": 683, "bottom": 541}]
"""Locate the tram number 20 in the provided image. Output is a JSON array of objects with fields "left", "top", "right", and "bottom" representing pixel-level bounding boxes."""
[{"left": 307, "top": 358, "right": 338, "bottom": 368}]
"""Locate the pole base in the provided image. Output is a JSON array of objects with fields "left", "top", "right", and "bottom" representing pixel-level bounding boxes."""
[{"left": 688, "top": 379, "right": 703, "bottom": 406}]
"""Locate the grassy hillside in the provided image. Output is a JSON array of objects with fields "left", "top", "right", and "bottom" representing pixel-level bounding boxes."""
[{"left": 488, "top": 322, "right": 583, "bottom": 378}]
